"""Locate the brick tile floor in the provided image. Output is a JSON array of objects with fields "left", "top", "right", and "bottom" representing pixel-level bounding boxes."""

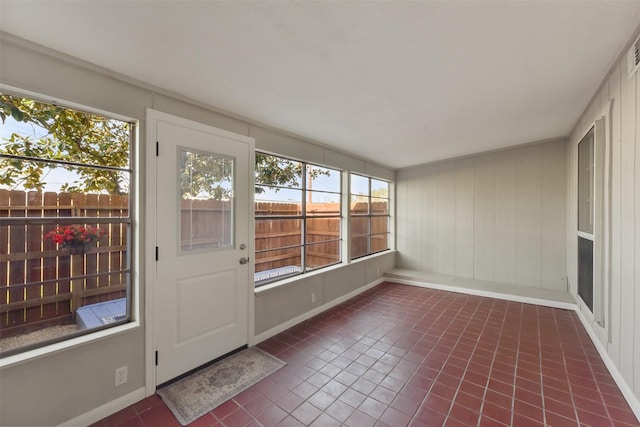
[{"left": 93, "top": 282, "right": 640, "bottom": 426}]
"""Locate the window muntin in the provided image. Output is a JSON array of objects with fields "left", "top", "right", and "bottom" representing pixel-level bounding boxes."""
[
  {"left": 0, "top": 92, "right": 134, "bottom": 356},
  {"left": 254, "top": 153, "right": 341, "bottom": 286},
  {"left": 350, "top": 174, "right": 390, "bottom": 259}
]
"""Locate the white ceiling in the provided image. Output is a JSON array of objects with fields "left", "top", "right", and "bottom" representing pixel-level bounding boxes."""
[{"left": 2, "top": 1, "right": 640, "bottom": 169}]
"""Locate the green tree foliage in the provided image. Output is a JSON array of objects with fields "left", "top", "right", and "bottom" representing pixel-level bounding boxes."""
[
  {"left": 1, "top": 94, "right": 131, "bottom": 194},
  {"left": 1, "top": 94, "right": 318, "bottom": 199}
]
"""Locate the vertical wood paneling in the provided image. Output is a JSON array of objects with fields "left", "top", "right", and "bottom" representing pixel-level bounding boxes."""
[
  {"left": 395, "top": 139, "right": 566, "bottom": 290},
  {"left": 454, "top": 158, "right": 474, "bottom": 277},
  {"left": 516, "top": 145, "right": 543, "bottom": 287},
  {"left": 619, "top": 56, "right": 636, "bottom": 384},
  {"left": 395, "top": 171, "right": 409, "bottom": 263},
  {"left": 437, "top": 162, "right": 456, "bottom": 275},
  {"left": 473, "top": 154, "right": 495, "bottom": 281},
  {"left": 493, "top": 150, "right": 518, "bottom": 285},
  {"left": 541, "top": 142, "right": 567, "bottom": 290},
  {"left": 609, "top": 63, "right": 622, "bottom": 367},
  {"left": 423, "top": 165, "right": 438, "bottom": 272},
  {"left": 406, "top": 168, "right": 423, "bottom": 270}
]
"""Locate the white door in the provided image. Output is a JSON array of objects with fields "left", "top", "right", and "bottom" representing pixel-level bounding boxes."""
[{"left": 152, "top": 111, "right": 253, "bottom": 385}]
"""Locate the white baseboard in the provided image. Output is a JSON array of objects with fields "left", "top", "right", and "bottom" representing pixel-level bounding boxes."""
[
  {"left": 58, "top": 387, "right": 146, "bottom": 427},
  {"left": 574, "top": 309, "right": 640, "bottom": 423},
  {"left": 390, "top": 278, "right": 577, "bottom": 310},
  {"left": 253, "top": 278, "right": 384, "bottom": 345}
]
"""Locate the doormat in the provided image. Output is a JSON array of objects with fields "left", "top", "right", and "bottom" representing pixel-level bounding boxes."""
[{"left": 157, "top": 347, "right": 286, "bottom": 426}]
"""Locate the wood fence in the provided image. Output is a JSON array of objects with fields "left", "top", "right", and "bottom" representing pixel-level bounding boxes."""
[{"left": 0, "top": 189, "right": 128, "bottom": 337}]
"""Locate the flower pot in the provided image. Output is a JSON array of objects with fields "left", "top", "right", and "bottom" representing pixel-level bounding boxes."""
[{"left": 63, "top": 242, "right": 92, "bottom": 255}]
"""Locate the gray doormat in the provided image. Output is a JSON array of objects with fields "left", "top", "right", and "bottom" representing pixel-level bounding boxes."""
[{"left": 157, "top": 347, "right": 286, "bottom": 426}]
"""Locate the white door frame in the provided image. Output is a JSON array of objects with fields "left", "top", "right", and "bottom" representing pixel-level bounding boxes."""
[{"left": 144, "top": 109, "right": 255, "bottom": 395}]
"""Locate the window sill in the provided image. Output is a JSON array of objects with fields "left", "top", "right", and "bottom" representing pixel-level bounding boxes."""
[
  {"left": 0, "top": 321, "right": 140, "bottom": 369},
  {"left": 254, "top": 250, "right": 395, "bottom": 294}
]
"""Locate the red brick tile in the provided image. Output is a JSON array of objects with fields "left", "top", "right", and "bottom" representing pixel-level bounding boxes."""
[
  {"left": 256, "top": 404, "right": 288, "bottom": 426},
  {"left": 325, "top": 398, "right": 355, "bottom": 422},
  {"left": 345, "top": 409, "right": 377, "bottom": 427},
  {"left": 449, "top": 403, "right": 481, "bottom": 425},
  {"left": 188, "top": 413, "right": 217, "bottom": 427},
  {"left": 291, "top": 402, "right": 322, "bottom": 425},
  {"left": 379, "top": 407, "right": 411, "bottom": 426},
  {"left": 211, "top": 399, "right": 239, "bottom": 420},
  {"left": 139, "top": 405, "right": 179, "bottom": 426},
  {"left": 102, "top": 407, "right": 138, "bottom": 427},
  {"left": 481, "top": 402, "right": 512, "bottom": 426},
  {"left": 414, "top": 407, "right": 447, "bottom": 425}
]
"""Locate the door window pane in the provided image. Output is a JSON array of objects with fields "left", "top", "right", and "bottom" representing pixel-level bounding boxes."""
[{"left": 179, "top": 150, "right": 233, "bottom": 252}]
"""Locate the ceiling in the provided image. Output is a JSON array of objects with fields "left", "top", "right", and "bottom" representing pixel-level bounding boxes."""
[{"left": 2, "top": 1, "right": 640, "bottom": 169}]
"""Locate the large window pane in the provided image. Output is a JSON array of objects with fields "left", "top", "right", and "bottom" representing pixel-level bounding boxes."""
[
  {"left": 0, "top": 93, "right": 134, "bottom": 356},
  {"left": 307, "top": 241, "right": 340, "bottom": 270},
  {"left": 255, "top": 187, "right": 302, "bottom": 216},
  {"left": 255, "top": 153, "right": 302, "bottom": 189},
  {"left": 179, "top": 150, "right": 233, "bottom": 252},
  {"left": 350, "top": 217, "right": 369, "bottom": 238},
  {"left": 371, "top": 197, "right": 388, "bottom": 215},
  {"left": 351, "top": 236, "right": 369, "bottom": 259},
  {"left": 308, "top": 165, "right": 340, "bottom": 193},
  {"left": 371, "top": 216, "right": 388, "bottom": 235},
  {"left": 255, "top": 219, "right": 302, "bottom": 251},
  {"left": 306, "top": 192, "right": 340, "bottom": 216},
  {"left": 307, "top": 218, "right": 340, "bottom": 243}
]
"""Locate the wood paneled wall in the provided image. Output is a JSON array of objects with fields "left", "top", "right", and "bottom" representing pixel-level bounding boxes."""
[
  {"left": 568, "top": 44, "right": 640, "bottom": 400},
  {"left": 396, "top": 139, "right": 567, "bottom": 291}
]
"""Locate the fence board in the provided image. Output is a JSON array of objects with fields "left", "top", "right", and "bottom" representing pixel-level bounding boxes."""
[
  {"left": 42, "top": 192, "right": 58, "bottom": 320},
  {"left": 8, "top": 190, "right": 26, "bottom": 327},
  {"left": 26, "top": 192, "right": 42, "bottom": 323}
]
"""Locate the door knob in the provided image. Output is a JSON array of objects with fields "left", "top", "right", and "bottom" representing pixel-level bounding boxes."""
[{"left": 239, "top": 257, "right": 249, "bottom": 265}]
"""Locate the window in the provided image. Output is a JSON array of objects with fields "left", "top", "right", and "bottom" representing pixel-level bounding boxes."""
[
  {"left": 0, "top": 92, "right": 135, "bottom": 356},
  {"left": 254, "top": 153, "right": 341, "bottom": 286},
  {"left": 577, "top": 126, "right": 595, "bottom": 312},
  {"left": 350, "top": 174, "right": 390, "bottom": 259}
]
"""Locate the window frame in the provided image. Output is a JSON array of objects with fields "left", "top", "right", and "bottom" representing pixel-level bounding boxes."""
[
  {"left": 254, "top": 152, "right": 342, "bottom": 287},
  {"left": 0, "top": 87, "right": 139, "bottom": 360},
  {"left": 349, "top": 173, "right": 391, "bottom": 260}
]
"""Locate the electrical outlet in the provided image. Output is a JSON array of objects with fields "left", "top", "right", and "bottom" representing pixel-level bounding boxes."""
[
  {"left": 115, "top": 366, "right": 128, "bottom": 387},
  {"left": 311, "top": 293, "right": 316, "bottom": 304},
  {"left": 376, "top": 267, "right": 380, "bottom": 275}
]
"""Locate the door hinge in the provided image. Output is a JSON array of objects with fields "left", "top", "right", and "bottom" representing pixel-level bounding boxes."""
[
  {"left": 156, "top": 141, "right": 159, "bottom": 156},
  {"left": 155, "top": 246, "right": 159, "bottom": 261},
  {"left": 155, "top": 351, "right": 158, "bottom": 366}
]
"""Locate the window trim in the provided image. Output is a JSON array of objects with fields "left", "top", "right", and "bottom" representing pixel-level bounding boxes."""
[{"left": 0, "top": 85, "right": 140, "bottom": 360}]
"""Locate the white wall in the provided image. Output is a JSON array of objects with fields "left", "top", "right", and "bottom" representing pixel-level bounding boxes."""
[
  {"left": 396, "top": 139, "right": 567, "bottom": 291},
  {"left": 567, "top": 28, "right": 640, "bottom": 402},
  {"left": 0, "top": 32, "right": 394, "bottom": 426}
]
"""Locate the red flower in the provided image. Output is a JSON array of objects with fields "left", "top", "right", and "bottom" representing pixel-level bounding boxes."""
[{"left": 46, "top": 225, "right": 107, "bottom": 250}]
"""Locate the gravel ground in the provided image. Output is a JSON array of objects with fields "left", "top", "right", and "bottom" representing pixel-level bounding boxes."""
[{"left": 0, "top": 324, "right": 80, "bottom": 353}]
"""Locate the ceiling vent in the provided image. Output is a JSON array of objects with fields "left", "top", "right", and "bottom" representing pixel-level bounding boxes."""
[{"left": 628, "top": 34, "right": 640, "bottom": 77}]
